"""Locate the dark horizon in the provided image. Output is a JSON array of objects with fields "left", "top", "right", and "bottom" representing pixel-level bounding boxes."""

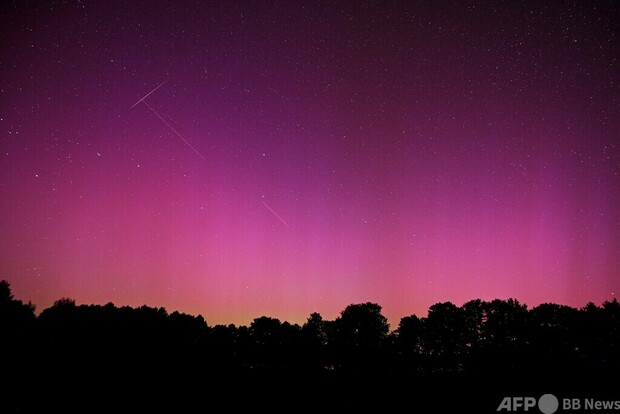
[
  {"left": 3, "top": 278, "right": 619, "bottom": 411},
  {"left": 5, "top": 278, "right": 619, "bottom": 330}
]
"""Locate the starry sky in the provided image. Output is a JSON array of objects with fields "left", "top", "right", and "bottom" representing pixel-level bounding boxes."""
[{"left": 1, "top": 1, "right": 618, "bottom": 326}]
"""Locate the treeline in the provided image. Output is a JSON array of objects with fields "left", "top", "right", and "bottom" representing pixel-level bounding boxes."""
[
  {"left": 3, "top": 279, "right": 619, "bottom": 411},
  {"left": 2, "top": 279, "right": 619, "bottom": 376}
]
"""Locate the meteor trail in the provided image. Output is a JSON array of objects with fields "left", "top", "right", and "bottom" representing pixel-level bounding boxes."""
[
  {"left": 262, "top": 201, "right": 289, "bottom": 228},
  {"left": 131, "top": 81, "right": 206, "bottom": 160},
  {"left": 141, "top": 100, "right": 206, "bottom": 160},
  {"left": 131, "top": 80, "right": 167, "bottom": 108}
]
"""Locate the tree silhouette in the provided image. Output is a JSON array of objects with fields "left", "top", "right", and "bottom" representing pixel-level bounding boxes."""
[
  {"left": 421, "top": 301, "right": 466, "bottom": 370},
  {"left": 530, "top": 303, "right": 579, "bottom": 362},
  {"left": 461, "top": 299, "right": 486, "bottom": 348},
  {"left": 301, "top": 312, "right": 328, "bottom": 371},
  {"left": 1, "top": 278, "right": 620, "bottom": 412},
  {"left": 331, "top": 302, "right": 389, "bottom": 372},
  {"left": 0, "top": 280, "right": 36, "bottom": 338},
  {"left": 303, "top": 312, "right": 328, "bottom": 346},
  {"left": 599, "top": 299, "right": 620, "bottom": 370},
  {"left": 0, "top": 281, "right": 37, "bottom": 413},
  {"left": 249, "top": 316, "right": 283, "bottom": 369},
  {"left": 0, "top": 280, "right": 14, "bottom": 301},
  {"left": 395, "top": 314, "right": 423, "bottom": 373}
]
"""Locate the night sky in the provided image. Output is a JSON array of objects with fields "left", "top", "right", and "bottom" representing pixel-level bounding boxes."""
[{"left": 1, "top": 1, "right": 618, "bottom": 326}]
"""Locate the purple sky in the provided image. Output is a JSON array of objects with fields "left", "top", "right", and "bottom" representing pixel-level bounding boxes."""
[{"left": 1, "top": 1, "right": 618, "bottom": 326}]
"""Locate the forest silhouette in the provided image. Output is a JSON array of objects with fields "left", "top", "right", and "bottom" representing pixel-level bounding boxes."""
[{"left": 2, "top": 280, "right": 618, "bottom": 411}]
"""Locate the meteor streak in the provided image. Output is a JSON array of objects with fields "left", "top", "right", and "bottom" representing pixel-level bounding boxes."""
[
  {"left": 131, "top": 80, "right": 167, "bottom": 109},
  {"left": 141, "top": 101, "right": 206, "bottom": 160},
  {"left": 262, "top": 201, "right": 289, "bottom": 228},
  {"left": 131, "top": 81, "right": 206, "bottom": 160}
]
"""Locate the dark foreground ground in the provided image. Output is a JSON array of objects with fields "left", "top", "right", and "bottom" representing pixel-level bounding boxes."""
[
  {"left": 3, "top": 282, "right": 618, "bottom": 412},
  {"left": 5, "top": 356, "right": 617, "bottom": 413}
]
